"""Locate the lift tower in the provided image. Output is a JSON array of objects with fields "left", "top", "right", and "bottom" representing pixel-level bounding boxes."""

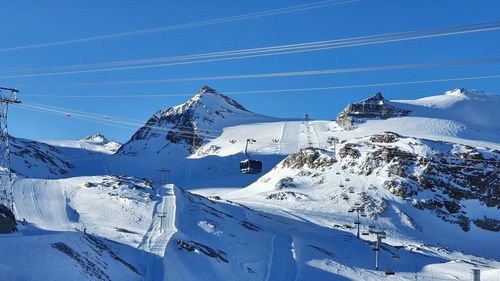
[{"left": 0, "top": 87, "right": 21, "bottom": 211}]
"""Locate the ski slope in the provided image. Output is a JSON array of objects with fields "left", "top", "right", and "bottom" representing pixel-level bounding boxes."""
[
  {"left": 140, "top": 184, "right": 177, "bottom": 281},
  {"left": 2, "top": 87, "right": 499, "bottom": 280}
]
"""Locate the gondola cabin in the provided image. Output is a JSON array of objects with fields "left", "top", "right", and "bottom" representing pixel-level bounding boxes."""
[
  {"left": 240, "top": 159, "right": 262, "bottom": 174},
  {"left": 240, "top": 138, "right": 262, "bottom": 174}
]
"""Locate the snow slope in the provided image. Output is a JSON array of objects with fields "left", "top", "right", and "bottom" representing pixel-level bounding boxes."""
[
  {"left": 392, "top": 88, "right": 500, "bottom": 143},
  {"left": 166, "top": 187, "right": 500, "bottom": 280},
  {"left": 118, "top": 86, "right": 277, "bottom": 156},
  {"left": 2, "top": 87, "right": 499, "bottom": 280}
]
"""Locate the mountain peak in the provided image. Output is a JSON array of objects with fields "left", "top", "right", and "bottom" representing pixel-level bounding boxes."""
[
  {"left": 119, "top": 86, "right": 270, "bottom": 155},
  {"left": 199, "top": 85, "right": 217, "bottom": 95},
  {"left": 444, "top": 88, "right": 492, "bottom": 99},
  {"left": 336, "top": 91, "right": 411, "bottom": 130},
  {"left": 83, "top": 133, "right": 109, "bottom": 143},
  {"left": 361, "top": 92, "right": 387, "bottom": 105},
  {"left": 183, "top": 86, "right": 247, "bottom": 112}
]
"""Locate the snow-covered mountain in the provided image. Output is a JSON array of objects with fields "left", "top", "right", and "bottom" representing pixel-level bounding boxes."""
[
  {"left": 118, "top": 86, "right": 274, "bottom": 156},
  {"left": 336, "top": 92, "right": 411, "bottom": 129},
  {"left": 8, "top": 136, "right": 74, "bottom": 177},
  {"left": 337, "top": 89, "right": 500, "bottom": 144},
  {"left": 1, "top": 87, "right": 499, "bottom": 281},
  {"left": 227, "top": 132, "right": 499, "bottom": 256}
]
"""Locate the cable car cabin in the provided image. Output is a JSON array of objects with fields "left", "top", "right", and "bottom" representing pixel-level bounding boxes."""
[
  {"left": 240, "top": 138, "right": 262, "bottom": 174},
  {"left": 240, "top": 159, "right": 262, "bottom": 174}
]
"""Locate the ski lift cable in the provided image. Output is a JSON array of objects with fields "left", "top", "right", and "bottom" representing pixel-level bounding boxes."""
[
  {"left": 18, "top": 101, "right": 500, "bottom": 164},
  {"left": 19, "top": 103, "right": 226, "bottom": 138},
  {"left": 17, "top": 61, "right": 500, "bottom": 89},
  {"left": 3, "top": 19, "right": 499, "bottom": 72},
  {"left": 90, "top": 56, "right": 497, "bottom": 82},
  {"left": 16, "top": 101, "right": 500, "bottom": 163},
  {"left": 21, "top": 73, "right": 500, "bottom": 99},
  {"left": 16, "top": 105, "right": 500, "bottom": 171},
  {"left": 21, "top": 101, "right": 298, "bottom": 136},
  {"left": 21, "top": 102, "right": 230, "bottom": 135},
  {"left": 4, "top": 20, "right": 500, "bottom": 79},
  {"left": 0, "top": 0, "right": 356, "bottom": 53},
  {"left": 19, "top": 103, "right": 336, "bottom": 147},
  {"left": 17, "top": 103, "right": 291, "bottom": 145}
]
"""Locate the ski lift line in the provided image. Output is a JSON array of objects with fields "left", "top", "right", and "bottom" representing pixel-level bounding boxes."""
[
  {"left": 23, "top": 101, "right": 149, "bottom": 124},
  {"left": 17, "top": 103, "right": 295, "bottom": 145},
  {"left": 15, "top": 103, "right": 500, "bottom": 166},
  {"left": 4, "top": 19, "right": 500, "bottom": 73},
  {"left": 92, "top": 57, "right": 500, "bottom": 83},
  {"left": 25, "top": 100, "right": 276, "bottom": 123},
  {"left": 20, "top": 102, "right": 230, "bottom": 135},
  {"left": 16, "top": 59, "right": 500, "bottom": 89},
  {"left": 18, "top": 101, "right": 500, "bottom": 164},
  {"left": 0, "top": 22, "right": 400, "bottom": 75},
  {"left": 19, "top": 104, "right": 330, "bottom": 149},
  {"left": 19, "top": 103, "right": 227, "bottom": 139},
  {"left": 21, "top": 101, "right": 290, "bottom": 138},
  {"left": 16, "top": 105, "right": 500, "bottom": 172},
  {"left": 0, "top": 0, "right": 356, "bottom": 53},
  {"left": 4, "top": 20, "right": 500, "bottom": 79},
  {"left": 5, "top": 36, "right": 500, "bottom": 79},
  {"left": 17, "top": 104, "right": 145, "bottom": 131},
  {"left": 21, "top": 73, "right": 500, "bottom": 99}
]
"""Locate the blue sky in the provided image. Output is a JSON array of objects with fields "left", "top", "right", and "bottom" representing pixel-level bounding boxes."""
[{"left": 1, "top": 0, "right": 500, "bottom": 142}]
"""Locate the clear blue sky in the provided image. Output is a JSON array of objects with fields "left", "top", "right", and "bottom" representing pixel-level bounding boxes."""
[{"left": 1, "top": 0, "right": 500, "bottom": 142}]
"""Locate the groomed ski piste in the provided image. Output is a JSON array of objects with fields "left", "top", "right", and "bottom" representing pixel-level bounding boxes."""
[{"left": 0, "top": 87, "right": 499, "bottom": 280}]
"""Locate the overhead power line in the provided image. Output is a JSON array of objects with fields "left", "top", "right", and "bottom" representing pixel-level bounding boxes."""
[
  {"left": 34, "top": 57, "right": 500, "bottom": 86},
  {"left": 3, "top": 20, "right": 500, "bottom": 79},
  {"left": 23, "top": 74, "right": 500, "bottom": 99},
  {"left": 0, "top": 0, "right": 356, "bottom": 53}
]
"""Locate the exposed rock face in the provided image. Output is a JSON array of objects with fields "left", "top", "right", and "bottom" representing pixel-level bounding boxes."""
[
  {"left": 336, "top": 132, "right": 500, "bottom": 232},
  {"left": 265, "top": 191, "right": 308, "bottom": 201},
  {"left": 282, "top": 148, "right": 336, "bottom": 170},
  {"left": 118, "top": 86, "right": 257, "bottom": 154},
  {"left": 8, "top": 136, "right": 74, "bottom": 176},
  {"left": 0, "top": 204, "right": 16, "bottom": 233},
  {"left": 83, "top": 133, "right": 109, "bottom": 143},
  {"left": 336, "top": 92, "right": 411, "bottom": 130}
]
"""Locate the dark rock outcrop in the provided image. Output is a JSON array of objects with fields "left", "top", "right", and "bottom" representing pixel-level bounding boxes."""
[
  {"left": 282, "top": 148, "right": 336, "bottom": 170},
  {"left": 0, "top": 204, "right": 16, "bottom": 233},
  {"left": 336, "top": 92, "right": 411, "bottom": 130},
  {"left": 337, "top": 135, "right": 500, "bottom": 232}
]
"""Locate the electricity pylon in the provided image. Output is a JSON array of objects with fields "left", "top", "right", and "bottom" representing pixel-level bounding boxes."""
[{"left": 0, "top": 87, "right": 21, "bottom": 211}]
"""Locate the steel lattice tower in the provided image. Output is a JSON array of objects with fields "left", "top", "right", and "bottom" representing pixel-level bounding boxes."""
[{"left": 0, "top": 87, "right": 20, "bottom": 211}]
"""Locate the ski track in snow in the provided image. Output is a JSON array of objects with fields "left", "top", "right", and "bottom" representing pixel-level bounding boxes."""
[
  {"left": 278, "top": 122, "right": 287, "bottom": 154},
  {"left": 140, "top": 184, "right": 177, "bottom": 281},
  {"left": 13, "top": 179, "right": 75, "bottom": 231},
  {"left": 265, "top": 234, "right": 298, "bottom": 281}
]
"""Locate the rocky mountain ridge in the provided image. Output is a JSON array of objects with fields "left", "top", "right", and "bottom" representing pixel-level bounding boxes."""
[
  {"left": 336, "top": 92, "right": 412, "bottom": 130},
  {"left": 118, "top": 86, "right": 270, "bottom": 155}
]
